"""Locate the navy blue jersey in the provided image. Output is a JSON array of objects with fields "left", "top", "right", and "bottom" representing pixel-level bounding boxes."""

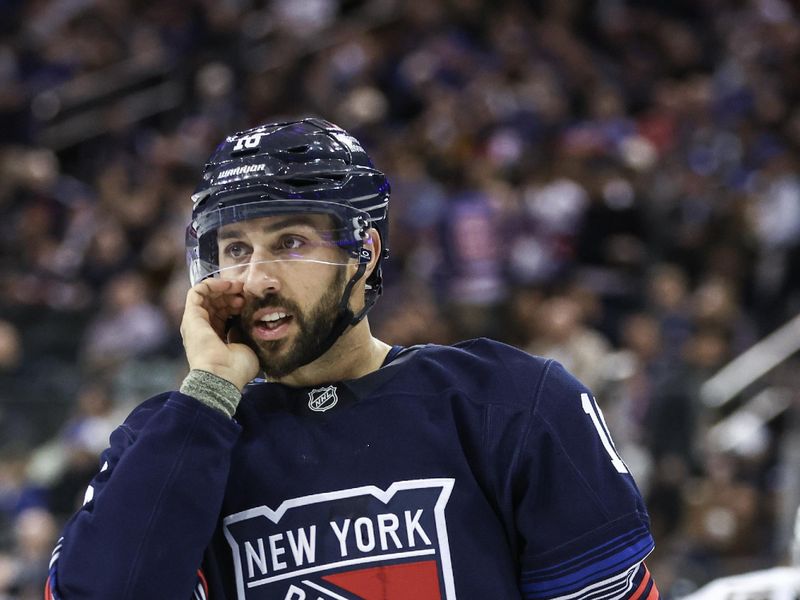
[{"left": 47, "top": 339, "right": 659, "bottom": 599}]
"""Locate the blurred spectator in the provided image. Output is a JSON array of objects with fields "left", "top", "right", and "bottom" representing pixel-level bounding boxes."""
[
  {"left": 80, "top": 270, "right": 169, "bottom": 372},
  {"left": 690, "top": 275, "right": 758, "bottom": 354},
  {"left": 0, "top": 452, "right": 29, "bottom": 545},
  {"left": 44, "top": 382, "right": 119, "bottom": 519},
  {"left": 514, "top": 159, "right": 589, "bottom": 284},
  {"left": 683, "top": 451, "right": 762, "bottom": 567},
  {"left": 603, "top": 312, "right": 664, "bottom": 456},
  {"left": 748, "top": 148, "right": 800, "bottom": 326},
  {"left": 79, "top": 217, "right": 133, "bottom": 291},
  {"left": 525, "top": 294, "right": 612, "bottom": 392},
  {"left": 0, "top": 507, "right": 56, "bottom": 600},
  {"left": 0, "top": 321, "right": 29, "bottom": 450},
  {"left": 646, "top": 263, "right": 694, "bottom": 361},
  {"left": 437, "top": 187, "right": 506, "bottom": 339},
  {"left": 372, "top": 285, "right": 454, "bottom": 348}
]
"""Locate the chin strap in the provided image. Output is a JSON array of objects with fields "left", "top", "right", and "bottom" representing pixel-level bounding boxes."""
[{"left": 314, "top": 253, "right": 378, "bottom": 362}]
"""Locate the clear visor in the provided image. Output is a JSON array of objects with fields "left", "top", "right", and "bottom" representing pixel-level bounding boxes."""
[{"left": 187, "top": 201, "right": 372, "bottom": 285}]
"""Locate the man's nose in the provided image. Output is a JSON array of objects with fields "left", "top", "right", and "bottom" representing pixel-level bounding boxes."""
[{"left": 242, "top": 260, "right": 282, "bottom": 297}]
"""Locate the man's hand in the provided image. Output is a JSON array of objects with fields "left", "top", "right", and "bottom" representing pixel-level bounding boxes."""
[{"left": 180, "top": 279, "right": 260, "bottom": 391}]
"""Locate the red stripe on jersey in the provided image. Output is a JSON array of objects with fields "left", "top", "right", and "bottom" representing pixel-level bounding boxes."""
[
  {"left": 629, "top": 565, "right": 656, "bottom": 600},
  {"left": 641, "top": 564, "right": 661, "bottom": 600},
  {"left": 197, "top": 568, "right": 209, "bottom": 598},
  {"left": 645, "top": 579, "right": 661, "bottom": 600},
  {"left": 628, "top": 570, "right": 649, "bottom": 600},
  {"left": 44, "top": 574, "right": 54, "bottom": 600}
]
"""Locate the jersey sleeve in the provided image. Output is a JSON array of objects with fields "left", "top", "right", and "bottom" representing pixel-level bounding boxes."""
[
  {"left": 44, "top": 391, "right": 241, "bottom": 600},
  {"left": 514, "top": 360, "right": 659, "bottom": 600}
]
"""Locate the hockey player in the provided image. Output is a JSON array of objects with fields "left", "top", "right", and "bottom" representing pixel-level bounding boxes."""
[{"left": 46, "top": 118, "right": 661, "bottom": 599}]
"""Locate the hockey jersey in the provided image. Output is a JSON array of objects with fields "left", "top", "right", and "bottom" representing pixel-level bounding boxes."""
[{"left": 47, "top": 338, "right": 659, "bottom": 599}]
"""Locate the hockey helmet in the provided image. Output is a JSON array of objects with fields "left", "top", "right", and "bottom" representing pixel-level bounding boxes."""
[{"left": 186, "top": 118, "right": 390, "bottom": 311}]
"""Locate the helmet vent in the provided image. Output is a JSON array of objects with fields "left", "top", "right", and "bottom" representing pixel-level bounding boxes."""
[
  {"left": 283, "top": 145, "right": 311, "bottom": 154},
  {"left": 284, "top": 174, "right": 346, "bottom": 187}
]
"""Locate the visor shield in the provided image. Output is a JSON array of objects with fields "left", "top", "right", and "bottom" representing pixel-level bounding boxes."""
[{"left": 186, "top": 200, "right": 372, "bottom": 285}]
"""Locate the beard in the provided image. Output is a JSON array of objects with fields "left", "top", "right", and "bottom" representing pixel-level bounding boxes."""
[{"left": 238, "top": 267, "right": 346, "bottom": 380}]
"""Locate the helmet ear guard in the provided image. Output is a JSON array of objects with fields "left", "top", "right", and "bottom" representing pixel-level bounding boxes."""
[{"left": 357, "top": 225, "right": 385, "bottom": 307}]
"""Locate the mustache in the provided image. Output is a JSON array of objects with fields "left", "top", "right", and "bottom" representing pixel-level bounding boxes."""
[{"left": 241, "top": 292, "right": 303, "bottom": 319}]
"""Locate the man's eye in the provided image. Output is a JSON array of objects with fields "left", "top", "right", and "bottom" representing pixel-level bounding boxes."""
[
  {"left": 225, "top": 243, "right": 250, "bottom": 259},
  {"left": 279, "top": 236, "right": 305, "bottom": 251}
]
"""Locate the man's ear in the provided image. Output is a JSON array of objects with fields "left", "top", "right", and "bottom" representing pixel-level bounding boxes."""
[{"left": 363, "top": 227, "right": 381, "bottom": 278}]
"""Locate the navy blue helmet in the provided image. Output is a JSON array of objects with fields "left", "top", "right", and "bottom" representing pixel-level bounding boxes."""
[{"left": 187, "top": 118, "right": 390, "bottom": 306}]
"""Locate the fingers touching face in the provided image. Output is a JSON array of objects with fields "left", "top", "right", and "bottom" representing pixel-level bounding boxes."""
[{"left": 186, "top": 279, "right": 246, "bottom": 336}]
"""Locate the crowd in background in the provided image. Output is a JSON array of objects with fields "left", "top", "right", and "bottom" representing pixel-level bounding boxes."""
[{"left": 1, "top": 0, "right": 800, "bottom": 597}]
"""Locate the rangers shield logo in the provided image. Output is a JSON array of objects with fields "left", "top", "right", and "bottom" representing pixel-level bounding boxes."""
[{"left": 223, "top": 479, "right": 456, "bottom": 599}]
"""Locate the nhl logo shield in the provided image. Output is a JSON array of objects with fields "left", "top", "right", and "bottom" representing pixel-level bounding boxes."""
[
  {"left": 307, "top": 386, "right": 338, "bottom": 412},
  {"left": 223, "top": 479, "right": 456, "bottom": 599}
]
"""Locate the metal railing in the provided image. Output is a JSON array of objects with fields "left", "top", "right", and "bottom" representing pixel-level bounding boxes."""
[{"left": 700, "top": 311, "right": 800, "bottom": 408}]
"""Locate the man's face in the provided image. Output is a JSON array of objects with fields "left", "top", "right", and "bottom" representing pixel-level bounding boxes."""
[{"left": 216, "top": 213, "right": 350, "bottom": 379}]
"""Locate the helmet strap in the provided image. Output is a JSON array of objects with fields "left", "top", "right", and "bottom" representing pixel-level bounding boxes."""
[{"left": 315, "top": 259, "right": 371, "bottom": 360}]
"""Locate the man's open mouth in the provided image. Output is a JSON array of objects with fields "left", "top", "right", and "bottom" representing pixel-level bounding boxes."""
[{"left": 256, "top": 311, "right": 293, "bottom": 331}]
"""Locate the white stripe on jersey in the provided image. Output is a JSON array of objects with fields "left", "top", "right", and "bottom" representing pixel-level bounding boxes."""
[
  {"left": 546, "top": 561, "right": 641, "bottom": 600},
  {"left": 301, "top": 580, "right": 351, "bottom": 599},
  {"left": 194, "top": 582, "right": 207, "bottom": 600},
  {"left": 49, "top": 537, "right": 64, "bottom": 569},
  {"left": 83, "top": 461, "right": 109, "bottom": 506}
]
